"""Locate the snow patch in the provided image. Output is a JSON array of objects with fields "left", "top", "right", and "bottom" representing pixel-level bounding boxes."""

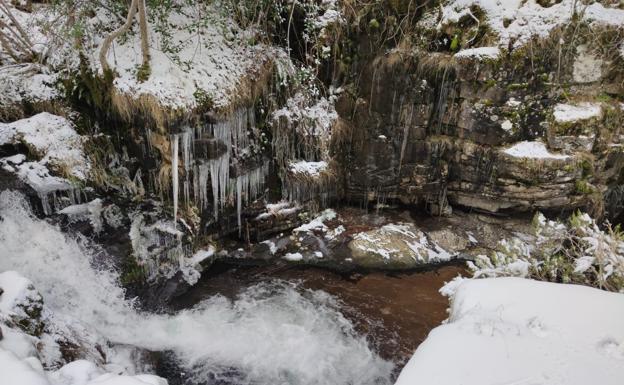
[
  {"left": 283, "top": 252, "right": 304, "bottom": 262},
  {"left": 293, "top": 209, "right": 337, "bottom": 233},
  {"left": 289, "top": 161, "right": 328, "bottom": 177},
  {"left": 553, "top": 102, "right": 602, "bottom": 123},
  {"left": 454, "top": 46, "right": 500, "bottom": 60},
  {"left": 503, "top": 141, "right": 569, "bottom": 159},
  {"left": 101, "top": 4, "right": 271, "bottom": 111}
]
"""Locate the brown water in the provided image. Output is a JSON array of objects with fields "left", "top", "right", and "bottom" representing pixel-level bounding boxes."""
[{"left": 173, "top": 262, "right": 466, "bottom": 367}]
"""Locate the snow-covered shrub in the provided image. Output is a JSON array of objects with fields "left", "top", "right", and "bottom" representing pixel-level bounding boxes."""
[{"left": 468, "top": 211, "right": 624, "bottom": 292}]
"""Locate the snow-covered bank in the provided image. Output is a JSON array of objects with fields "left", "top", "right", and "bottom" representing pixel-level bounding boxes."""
[
  {"left": 395, "top": 277, "right": 624, "bottom": 385},
  {"left": 0, "top": 191, "right": 393, "bottom": 385}
]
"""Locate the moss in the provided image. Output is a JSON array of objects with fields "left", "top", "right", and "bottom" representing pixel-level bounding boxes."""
[
  {"left": 193, "top": 88, "right": 215, "bottom": 113},
  {"left": 596, "top": 93, "right": 613, "bottom": 103},
  {"left": 449, "top": 34, "right": 460, "bottom": 52},
  {"left": 484, "top": 78, "right": 497, "bottom": 89},
  {"left": 136, "top": 63, "right": 151, "bottom": 82},
  {"left": 120, "top": 256, "right": 147, "bottom": 286},
  {"left": 506, "top": 83, "right": 528, "bottom": 91},
  {"left": 579, "top": 158, "right": 593, "bottom": 178},
  {"left": 575, "top": 179, "right": 594, "bottom": 195}
]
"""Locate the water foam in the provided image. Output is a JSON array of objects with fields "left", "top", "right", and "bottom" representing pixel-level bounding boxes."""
[{"left": 0, "top": 190, "right": 394, "bottom": 385}]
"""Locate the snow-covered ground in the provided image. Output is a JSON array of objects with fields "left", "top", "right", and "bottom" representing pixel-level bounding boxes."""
[
  {"left": 100, "top": 4, "right": 271, "bottom": 112},
  {"left": 396, "top": 277, "right": 624, "bottom": 385}
]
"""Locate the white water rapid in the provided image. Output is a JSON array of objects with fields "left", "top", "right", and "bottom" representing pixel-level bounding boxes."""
[{"left": 0, "top": 190, "right": 394, "bottom": 385}]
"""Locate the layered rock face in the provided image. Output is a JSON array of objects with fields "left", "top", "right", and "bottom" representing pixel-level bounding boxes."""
[{"left": 336, "top": 39, "right": 623, "bottom": 218}]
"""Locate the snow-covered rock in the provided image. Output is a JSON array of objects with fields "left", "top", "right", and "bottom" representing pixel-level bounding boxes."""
[
  {"left": 0, "top": 113, "right": 89, "bottom": 180},
  {"left": 553, "top": 102, "right": 602, "bottom": 123},
  {"left": 502, "top": 141, "right": 569, "bottom": 159},
  {"left": 348, "top": 223, "right": 455, "bottom": 269},
  {"left": 396, "top": 277, "right": 624, "bottom": 385},
  {"left": 430, "top": 0, "right": 624, "bottom": 47}
]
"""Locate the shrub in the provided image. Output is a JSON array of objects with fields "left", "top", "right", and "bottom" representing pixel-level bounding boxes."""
[{"left": 467, "top": 211, "right": 624, "bottom": 292}]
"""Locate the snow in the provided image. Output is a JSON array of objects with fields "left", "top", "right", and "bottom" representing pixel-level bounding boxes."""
[
  {"left": 431, "top": 0, "right": 624, "bottom": 47},
  {"left": 289, "top": 161, "right": 328, "bottom": 177},
  {"left": 314, "top": 9, "right": 343, "bottom": 29},
  {"left": 190, "top": 246, "right": 215, "bottom": 265},
  {"left": 0, "top": 113, "right": 89, "bottom": 180},
  {"left": 283, "top": 252, "right": 304, "bottom": 262},
  {"left": 0, "top": 64, "right": 59, "bottom": 107},
  {"left": 0, "top": 349, "right": 50, "bottom": 385},
  {"left": 100, "top": 4, "right": 270, "bottom": 111},
  {"left": 454, "top": 46, "right": 500, "bottom": 60},
  {"left": 273, "top": 93, "right": 338, "bottom": 138},
  {"left": 503, "top": 141, "right": 569, "bottom": 159},
  {"left": 262, "top": 240, "right": 278, "bottom": 255},
  {"left": 396, "top": 277, "right": 624, "bottom": 385},
  {"left": 553, "top": 102, "right": 602, "bottom": 123},
  {"left": 293, "top": 209, "right": 337, "bottom": 233},
  {"left": 0, "top": 271, "right": 40, "bottom": 315},
  {"left": 500, "top": 119, "right": 513, "bottom": 131}
]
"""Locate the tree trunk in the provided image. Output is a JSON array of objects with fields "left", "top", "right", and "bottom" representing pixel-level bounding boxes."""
[
  {"left": 136, "top": 0, "right": 150, "bottom": 81},
  {"left": 99, "top": 0, "right": 139, "bottom": 74}
]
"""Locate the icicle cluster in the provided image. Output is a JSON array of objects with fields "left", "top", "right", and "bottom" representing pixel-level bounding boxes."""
[{"left": 169, "top": 108, "right": 269, "bottom": 231}]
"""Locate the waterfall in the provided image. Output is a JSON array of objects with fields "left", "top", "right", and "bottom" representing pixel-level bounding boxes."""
[
  {"left": 171, "top": 134, "right": 179, "bottom": 227},
  {"left": 0, "top": 191, "right": 394, "bottom": 385}
]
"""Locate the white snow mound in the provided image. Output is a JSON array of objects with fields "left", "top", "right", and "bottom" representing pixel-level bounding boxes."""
[{"left": 396, "top": 277, "right": 624, "bottom": 385}]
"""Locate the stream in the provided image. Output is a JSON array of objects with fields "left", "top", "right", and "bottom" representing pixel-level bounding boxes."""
[{"left": 0, "top": 190, "right": 464, "bottom": 385}]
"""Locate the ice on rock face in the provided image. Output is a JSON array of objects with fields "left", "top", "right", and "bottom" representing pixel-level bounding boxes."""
[
  {"left": 0, "top": 155, "right": 83, "bottom": 215},
  {"left": 0, "top": 112, "right": 89, "bottom": 215}
]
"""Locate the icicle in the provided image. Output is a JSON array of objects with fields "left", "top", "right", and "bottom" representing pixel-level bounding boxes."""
[
  {"left": 171, "top": 135, "right": 179, "bottom": 228},
  {"left": 181, "top": 129, "right": 192, "bottom": 205},
  {"left": 197, "top": 163, "right": 210, "bottom": 209},
  {"left": 209, "top": 154, "right": 229, "bottom": 220},
  {"left": 236, "top": 176, "right": 242, "bottom": 235},
  {"left": 39, "top": 193, "right": 51, "bottom": 216}
]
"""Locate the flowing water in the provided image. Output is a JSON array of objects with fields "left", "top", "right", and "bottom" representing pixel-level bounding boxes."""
[{"left": 0, "top": 190, "right": 394, "bottom": 385}]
